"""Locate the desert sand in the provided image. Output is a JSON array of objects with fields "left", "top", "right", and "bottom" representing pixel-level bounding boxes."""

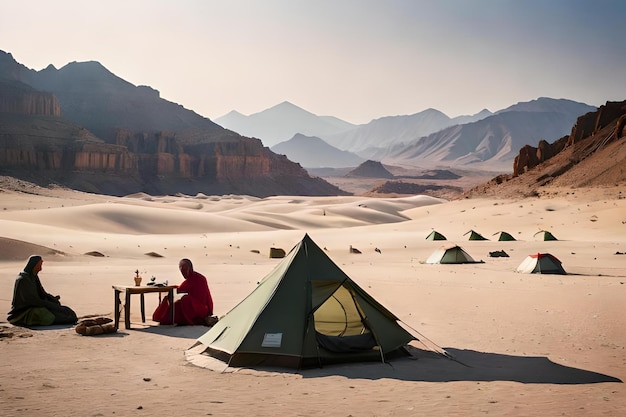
[{"left": 1, "top": 179, "right": 625, "bottom": 417}]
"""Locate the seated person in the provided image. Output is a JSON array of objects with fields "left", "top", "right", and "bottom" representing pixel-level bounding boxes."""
[
  {"left": 152, "top": 258, "right": 214, "bottom": 325},
  {"left": 7, "top": 255, "right": 78, "bottom": 326}
]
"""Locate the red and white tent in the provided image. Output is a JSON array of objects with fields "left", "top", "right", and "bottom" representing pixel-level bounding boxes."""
[{"left": 516, "top": 253, "right": 566, "bottom": 275}]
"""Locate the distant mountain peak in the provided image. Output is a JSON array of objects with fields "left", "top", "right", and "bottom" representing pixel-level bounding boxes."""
[
  {"left": 47, "top": 60, "right": 129, "bottom": 88},
  {"left": 346, "top": 160, "right": 394, "bottom": 178},
  {"left": 496, "top": 97, "right": 590, "bottom": 115},
  {"left": 260, "top": 101, "right": 312, "bottom": 116},
  {"left": 275, "top": 100, "right": 297, "bottom": 108},
  {"left": 223, "top": 109, "right": 245, "bottom": 117},
  {"left": 215, "top": 101, "right": 355, "bottom": 147},
  {"left": 422, "top": 107, "right": 447, "bottom": 115},
  {"left": 291, "top": 133, "right": 317, "bottom": 141},
  {"left": 64, "top": 60, "right": 103, "bottom": 68},
  {"left": 271, "top": 133, "right": 365, "bottom": 168}
]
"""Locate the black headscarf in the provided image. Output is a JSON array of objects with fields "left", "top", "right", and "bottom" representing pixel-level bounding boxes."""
[
  {"left": 180, "top": 258, "right": 193, "bottom": 270},
  {"left": 23, "top": 255, "right": 42, "bottom": 275}
]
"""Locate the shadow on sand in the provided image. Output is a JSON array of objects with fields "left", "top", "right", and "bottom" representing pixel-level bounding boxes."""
[
  {"left": 138, "top": 324, "right": 209, "bottom": 340},
  {"left": 300, "top": 346, "right": 623, "bottom": 384}
]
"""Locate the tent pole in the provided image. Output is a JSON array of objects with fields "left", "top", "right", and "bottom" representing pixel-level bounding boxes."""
[{"left": 349, "top": 287, "right": 386, "bottom": 364}]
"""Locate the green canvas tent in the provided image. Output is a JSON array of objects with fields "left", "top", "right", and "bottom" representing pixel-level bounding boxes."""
[
  {"left": 425, "top": 244, "right": 481, "bottom": 264},
  {"left": 493, "top": 231, "right": 516, "bottom": 241},
  {"left": 516, "top": 253, "right": 566, "bottom": 275},
  {"left": 534, "top": 230, "right": 558, "bottom": 241},
  {"left": 425, "top": 230, "right": 447, "bottom": 241},
  {"left": 464, "top": 230, "right": 488, "bottom": 240},
  {"left": 193, "top": 234, "right": 415, "bottom": 369}
]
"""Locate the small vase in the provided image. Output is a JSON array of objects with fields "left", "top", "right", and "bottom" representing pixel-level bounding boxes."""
[{"left": 134, "top": 276, "right": 142, "bottom": 286}]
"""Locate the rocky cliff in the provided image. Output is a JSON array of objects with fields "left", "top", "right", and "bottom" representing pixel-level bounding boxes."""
[
  {"left": 0, "top": 80, "right": 61, "bottom": 116},
  {"left": 0, "top": 51, "right": 348, "bottom": 197},
  {"left": 0, "top": 91, "right": 61, "bottom": 116},
  {"left": 513, "top": 101, "right": 626, "bottom": 176},
  {"left": 466, "top": 100, "right": 626, "bottom": 198},
  {"left": 0, "top": 118, "right": 347, "bottom": 196}
]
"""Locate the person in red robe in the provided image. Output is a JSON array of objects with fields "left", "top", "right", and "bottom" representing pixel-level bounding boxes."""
[{"left": 152, "top": 258, "right": 213, "bottom": 325}]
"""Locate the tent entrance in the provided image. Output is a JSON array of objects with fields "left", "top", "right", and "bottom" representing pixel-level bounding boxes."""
[{"left": 313, "top": 284, "right": 376, "bottom": 353}]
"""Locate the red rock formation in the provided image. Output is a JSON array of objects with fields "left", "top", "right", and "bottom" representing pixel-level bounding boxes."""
[
  {"left": 0, "top": 122, "right": 343, "bottom": 196},
  {"left": 113, "top": 130, "right": 283, "bottom": 180},
  {"left": 73, "top": 143, "right": 136, "bottom": 172},
  {"left": 513, "top": 145, "right": 539, "bottom": 177},
  {"left": 513, "top": 101, "right": 626, "bottom": 177},
  {"left": 214, "top": 140, "right": 271, "bottom": 180},
  {"left": 0, "top": 91, "right": 61, "bottom": 116},
  {"left": 569, "top": 101, "right": 626, "bottom": 145}
]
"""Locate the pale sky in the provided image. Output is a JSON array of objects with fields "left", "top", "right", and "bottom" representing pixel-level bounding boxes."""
[{"left": 2, "top": 0, "right": 625, "bottom": 124}]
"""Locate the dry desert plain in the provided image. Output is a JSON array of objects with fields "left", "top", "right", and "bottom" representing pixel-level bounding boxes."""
[{"left": 0, "top": 179, "right": 625, "bottom": 417}]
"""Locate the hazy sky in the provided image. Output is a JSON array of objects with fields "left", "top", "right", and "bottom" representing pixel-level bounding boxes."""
[{"left": 2, "top": 0, "right": 625, "bottom": 124}]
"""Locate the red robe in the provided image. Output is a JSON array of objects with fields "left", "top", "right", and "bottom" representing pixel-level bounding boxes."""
[{"left": 152, "top": 270, "right": 213, "bottom": 325}]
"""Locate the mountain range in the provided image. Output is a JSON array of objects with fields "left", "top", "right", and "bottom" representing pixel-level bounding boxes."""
[
  {"left": 1, "top": 49, "right": 621, "bottom": 199},
  {"left": 382, "top": 99, "right": 595, "bottom": 171},
  {"left": 219, "top": 98, "right": 596, "bottom": 171},
  {"left": 216, "top": 101, "right": 355, "bottom": 146}
]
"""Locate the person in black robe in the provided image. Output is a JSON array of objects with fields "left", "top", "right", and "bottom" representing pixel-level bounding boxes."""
[{"left": 7, "top": 255, "right": 77, "bottom": 326}]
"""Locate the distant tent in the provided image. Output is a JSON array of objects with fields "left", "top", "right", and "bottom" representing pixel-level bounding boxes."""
[
  {"left": 464, "top": 230, "right": 488, "bottom": 240},
  {"left": 425, "top": 244, "right": 481, "bottom": 264},
  {"left": 534, "top": 230, "right": 558, "bottom": 241},
  {"left": 269, "top": 247, "right": 286, "bottom": 258},
  {"left": 516, "top": 253, "right": 566, "bottom": 275},
  {"left": 425, "top": 230, "right": 447, "bottom": 241},
  {"left": 192, "top": 234, "right": 416, "bottom": 369},
  {"left": 493, "top": 231, "right": 516, "bottom": 241}
]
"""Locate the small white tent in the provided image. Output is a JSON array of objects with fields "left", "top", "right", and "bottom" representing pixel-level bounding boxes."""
[
  {"left": 516, "top": 253, "right": 566, "bottom": 275},
  {"left": 425, "top": 245, "right": 481, "bottom": 264}
]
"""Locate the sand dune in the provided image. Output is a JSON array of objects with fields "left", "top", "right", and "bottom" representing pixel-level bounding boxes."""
[
  {"left": 0, "top": 184, "right": 624, "bottom": 416},
  {"left": 0, "top": 237, "right": 65, "bottom": 261}
]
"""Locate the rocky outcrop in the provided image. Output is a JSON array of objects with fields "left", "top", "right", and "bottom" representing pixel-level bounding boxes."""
[
  {"left": 0, "top": 120, "right": 347, "bottom": 197},
  {"left": 568, "top": 101, "right": 626, "bottom": 145},
  {"left": 465, "top": 100, "right": 626, "bottom": 199},
  {"left": 513, "top": 101, "right": 626, "bottom": 177},
  {"left": 346, "top": 160, "right": 394, "bottom": 178},
  {"left": 513, "top": 137, "right": 568, "bottom": 177},
  {"left": 214, "top": 140, "right": 272, "bottom": 180},
  {"left": 111, "top": 129, "right": 301, "bottom": 181},
  {"left": 0, "top": 87, "right": 61, "bottom": 116},
  {"left": 73, "top": 142, "right": 136, "bottom": 172},
  {"left": 0, "top": 130, "right": 135, "bottom": 173}
]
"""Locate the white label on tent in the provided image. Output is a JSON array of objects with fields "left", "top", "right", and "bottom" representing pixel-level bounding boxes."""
[{"left": 262, "top": 333, "right": 283, "bottom": 348}]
